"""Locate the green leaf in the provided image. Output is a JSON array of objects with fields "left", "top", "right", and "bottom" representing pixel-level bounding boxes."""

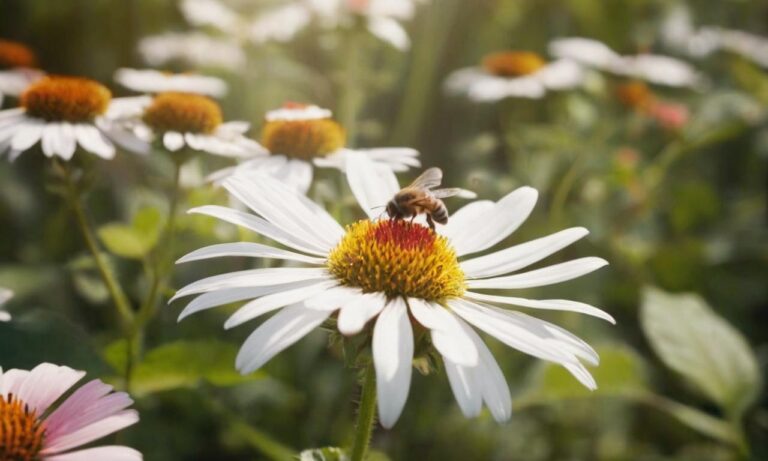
[
  {"left": 108, "top": 340, "right": 264, "bottom": 396},
  {"left": 97, "top": 207, "right": 164, "bottom": 259},
  {"left": 517, "top": 344, "right": 648, "bottom": 406},
  {"left": 640, "top": 287, "right": 761, "bottom": 418}
]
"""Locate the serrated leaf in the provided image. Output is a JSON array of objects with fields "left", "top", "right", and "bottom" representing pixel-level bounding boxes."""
[
  {"left": 518, "top": 344, "right": 648, "bottom": 405},
  {"left": 105, "top": 340, "right": 264, "bottom": 396},
  {"left": 641, "top": 287, "right": 761, "bottom": 418}
]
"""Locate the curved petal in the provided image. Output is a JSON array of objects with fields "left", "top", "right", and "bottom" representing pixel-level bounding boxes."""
[
  {"left": 536, "top": 59, "right": 585, "bottom": 90},
  {"left": 42, "top": 446, "right": 142, "bottom": 461},
  {"left": 163, "top": 131, "right": 185, "bottom": 151},
  {"left": 15, "top": 364, "right": 85, "bottom": 415},
  {"left": 40, "top": 410, "right": 139, "bottom": 454},
  {"left": 346, "top": 153, "right": 400, "bottom": 219},
  {"left": 373, "top": 297, "right": 414, "bottom": 429},
  {"left": 171, "top": 267, "right": 330, "bottom": 301},
  {"left": 408, "top": 298, "right": 478, "bottom": 367},
  {"left": 466, "top": 257, "right": 608, "bottom": 290},
  {"left": 75, "top": 124, "right": 115, "bottom": 159},
  {"left": 236, "top": 304, "right": 332, "bottom": 374},
  {"left": 11, "top": 119, "right": 44, "bottom": 151},
  {"left": 463, "top": 292, "right": 615, "bottom": 323},
  {"left": 337, "top": 292, "right": 388, "bottom": 336},
  {"left": 177, "top": 242, "right": 326, "bottom": 265}
]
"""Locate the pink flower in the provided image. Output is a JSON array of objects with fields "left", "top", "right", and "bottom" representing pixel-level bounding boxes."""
[
  {"left": 649, "top": 101, "right": 690, "bottom": 131},
  {"left": 0, "top": 363, "right": 141, "bottom": 460}
]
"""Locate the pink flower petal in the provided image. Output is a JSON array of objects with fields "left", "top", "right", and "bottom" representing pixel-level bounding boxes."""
[
  {"left": 41, "top": 410, "right": 139, "bottom": 455},
  {"left": 43, "top": 445, "right": 142, "bottom": 461},
  {"left": 15, "top": 363, "right": 85, "bottom": 415}
]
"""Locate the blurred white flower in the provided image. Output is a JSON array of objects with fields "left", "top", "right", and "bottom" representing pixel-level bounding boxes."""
[
  {"left": 207, "top": 103, "right": 420, "bottom": 193},
  {"left": 181, "top": 0, "right": 241, "bottom": 32},
  {"left": 549, "top": 37, "right": 702, "bottom": 87},
  {"left": 445, "top": 50, "right": 584, "bottom": 102},
  {"left": 0, "top": 76, "right": 149, "bottom": 161},
  {"left": 138, "top": 32, "right": 246, "bottom": 70},
  {"left": 0, "top": 363, "right": 141, "bottom": 460},
  {"left": 0, "top": 288, "right": 12, "bottom": 321},
  {"left": 114, "top": 68, "right": 228, "bottom": 98},
  {"left": 173, "top": 155, "right": 611, "bottom": 428},
  {"left": 113, "top": 92, "right": 258, "bottom": 158},
  {"left": 0, "top": 39, "right": 44, "bottom": 107}
]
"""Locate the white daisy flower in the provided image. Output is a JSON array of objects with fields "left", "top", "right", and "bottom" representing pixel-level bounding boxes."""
[
  {"left": 138, "top": 32, "right": 246, "bottom": 71},
  {"left": 0, "top": 288, "right": 12, "bottom": 321},
  {"left": 0, "top": 76, "right": 149, "bottom": 161},
  {"left": 207, "top": 103, "right": 420, "bottom": 193},
  {"left": 0, "top": 363, "right": 141, "bottom": 460},
  {"left": 445, "top": 50, "right": 584, "bottom": 102},
  {"left": 173, "top": 155, "right": 612, "bottom": 428},
  {"left": 113, "top": 92, "right": 258, "bottom": 158},
  {"left": 114, "top": 68, "right": 228, "bottom": 98},
  {"left": 549, "top": 37, "right": 702, "bottom": 87},
  {"left": 0, "top": 38, "right": 44, "bottom": 107}
]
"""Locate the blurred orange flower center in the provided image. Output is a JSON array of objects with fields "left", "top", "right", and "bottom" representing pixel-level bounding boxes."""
[
  {"left": 483, "top": 51, "right": 546, "bottom": 77},
  {"left": 0, "top": 394, "right": 46, "bottom": 461},
  {"left": 143, "top": 92, "right": 223, "bottom": 134},
  {"left": 0, "top": 39, "right": 37, "bottom": 69},
  {"left": 327, "top": 220, "right": 465, "bottom": 301},
  {"left": 261, "top": 117, "right": 346, "bottom": 160},
  {"left": 21, "top": 76, "right": 111, "bottom": 123},
  {"left": 615, "top": 81, "right": 655, "bottom": 110}
]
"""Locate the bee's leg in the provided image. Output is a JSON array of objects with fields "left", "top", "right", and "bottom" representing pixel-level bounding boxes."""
[
  {"left": 426, "top": 214, "right": 435, "bottom": 230},
  {"left": 410, "top": 215, "right": 416, "bottom": 224}
]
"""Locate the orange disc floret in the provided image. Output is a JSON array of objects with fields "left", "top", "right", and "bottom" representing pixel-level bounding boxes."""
[
  {"left": 0, "top": 39, "right": 37, "bottom": 69},
  {"left": 261, "top": 118, "right": 346, "bottom": 160},
  {"left": 143, "top": 92, "right": 223, "bottom": 134},
  {"left": 0, "top": 394, "right": 46, "bottom": 461},
  {"left": 327, "top": 220, "right": 465, "bottom": 301},
  {"left": 482, "top": 51, "right": 546, "bottom": 77},
  {"left": 21, "top": 76, "right": 111, "bottom": 123},
  {"left": 615, "top": 81, "right": 655, "bottom": 111}
]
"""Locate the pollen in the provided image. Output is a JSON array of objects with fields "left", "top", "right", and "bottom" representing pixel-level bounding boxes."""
[
  {"left": 0, "top": 39, "right": 37, "bottom": 69},
  {"left": 483, "top": 51, "right": 546, "bottom": 77},
  {"left": 143, "top": 92, "right": 223, "bottom": 134},
  {"left": 0, "top": 394, "right": 46, "bottom": 461},
  {"left": 261, "top": 117, "right": 346, "bottom": 160},
  {"left": 327, "top": 220, "right": 465, "bottom": 301},
  {"left": 615, "top": 81, "right": 655, "bottom": 111},
  {"left": 21, "top": 76, "right": 111, "bottom": 123}
]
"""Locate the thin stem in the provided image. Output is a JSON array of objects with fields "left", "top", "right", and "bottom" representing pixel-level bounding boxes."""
[
  {"left": 350, "top": 363, "right": 377, "bottom": 461},
  {"left": 61, "top": 162, "right": 134, "bottom": 330},
  {"left": 338, "top": 25, "right": 365, "bottom": 147},
  {"left": 549, "top": 147, "right": 589, "bottom": 227}
]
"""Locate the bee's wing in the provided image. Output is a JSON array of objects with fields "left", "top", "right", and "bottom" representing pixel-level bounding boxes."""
[
  {"left": 431, "top": 188, "right": 477, "bottom": 199},
  {"left": 408, "top": 167, "right": 443, "bottom": 190}
]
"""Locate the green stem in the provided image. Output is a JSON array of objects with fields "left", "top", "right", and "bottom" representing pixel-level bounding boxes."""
[
  {"left": 338, "top": 26, "right": 365, "bottom": 147},
  {"left": 350, "top": 363, "right": 377, "bottom": 461},
  {"left": 549, "top": 147, "right": 589, "bottom": 227},
  {"left": 61, "top": 162, "right": 134, "bottom": 330}
]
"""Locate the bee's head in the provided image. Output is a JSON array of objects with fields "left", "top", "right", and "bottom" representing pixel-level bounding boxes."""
[{"left": 386, "top": 200, "right": 403, "bottom": 219}]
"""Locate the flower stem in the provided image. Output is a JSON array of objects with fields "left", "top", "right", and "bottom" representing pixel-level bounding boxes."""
[
  {"left": 350, "top": 363, "right": 377, "bottom": 461},
  {"left": 61, "top": 161, "right": 134, "bottom": 330}
]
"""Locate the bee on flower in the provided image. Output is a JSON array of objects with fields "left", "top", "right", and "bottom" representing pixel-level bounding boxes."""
[
  {"left": 444, "top": 50, "right": 585, "bottom": 102},
  {"left": 172, "top": 155, "right": 611, "bottom": 427},
  {"left": 0, "top": 38, "right": 44, "bottom": 108},
  {"left": 208, "top": 103, "right": 420, "bottom": 193},
  {"left": 0, "top": 363, "right": 141, "bottom": 460}
]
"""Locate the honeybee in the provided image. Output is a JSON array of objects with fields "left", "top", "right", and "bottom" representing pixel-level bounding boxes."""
[{"left": 386, "top": 167, "right": 475, "bottom": 230}]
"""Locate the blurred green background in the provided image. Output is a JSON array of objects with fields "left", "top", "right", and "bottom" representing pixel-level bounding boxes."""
[{"left": 1, "top": 0, "right": 767, "bottom": 460}]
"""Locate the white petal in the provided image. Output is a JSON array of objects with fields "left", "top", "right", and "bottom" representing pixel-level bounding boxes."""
[
  {"left": 373, "top": 298, "right": 414, "bottom": 429},
  {"left": 75, "top": 124, "right": 115, "bottom": 159},
  {"left": 302, "top": 285, "right": 365, "bottom": 312},
  {"left": 171, "top": 267, "right": 329, "bottom": 301},
  {"left": 611, "top": 54, "right": 701, "bottom": 87},
  {"left": 367, "top": 17, "right": 410, "bottom": 50},
  {"left": 346, "top": 153, "right": 400, "bottom": 219},
  {"left": 408, "top": 298, "right": 478, "bottom": 367},
  {"left": 466, "top": 257, "right": 608, "bottom": 289},
  {"left": 460, "top": 227, "right": 589, "bottom": 278},
  {"left": 236, "top": 304, "right": 332, "bottom": 374},
  {"left": 41, "top": 123, "right": 58, "bottom": 157},
  {"left": 443, "top": 359, "right": 482, "bottom": 418},
  {"left": 177, "top": 242, "right": 325, "bottom": 265},
  {"left": 224, "top": 280, "right": 338, "bottom": 328},
  {"left": 163, "top": 131, "right": 185, "bottom": 151},
  {"left": 536, "top": 59, "right": 585, "bottom": 90},
  {"left": 0, "top": 311, "right": 10, "bottom": 322},
  {"left": 43, "top": 446, "right": 142, "bottom": 461},
  {"left": 448, "top": 187, "right": 538, "bottom": 257},
  {"left": 440, "top": 200, "right": 494, "bottom": 240},
  {"left": 11, "top": 120, "right": 44, "bottom": 151},
  {"left": 337, "top": 292, "right": 388, "bottom": 336},
  {"left": 548, "top": 37, "right": 622, "bottom": 69},
  {"left": 189, "top": 205, "right": 329, "bottom": 255},
  {"left": 463, "top": 292, "right": 615, "bottom": 323},
  {"left": 55, "top": 123, "right": 77, "bottom": 160}
]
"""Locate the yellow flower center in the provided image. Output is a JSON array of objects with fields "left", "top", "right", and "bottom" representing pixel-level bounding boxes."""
[
  {"left": 0, "top": 39, "right": 37, "bottom": 69},
  {"left": 327, "top": 220, "right": 465, "bottom": 301},
  {"left": 615, "top": 81, "right": 655, "bottom": 111},
  {"left": 482, "top": 51, "right": 546, "bottom": 77},
  {"left": 21, "top": 76, "right": 111, "bottom": 123},
  {"left": 0, "top": 394, "right": 46, "bottom": 461},
  {"left": 143, "top": 92, "right": 223, "bottom": 134},
  {"left": 261, "top": 117, "right": 346, "bottom": 160}
]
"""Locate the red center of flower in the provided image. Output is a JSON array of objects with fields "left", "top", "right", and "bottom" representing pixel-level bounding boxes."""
[
  {"left": 0, "top": 394, "right": 46, "bottom": 461},
  {"left": 371, "top": 219, "right": 436, "bottom": 252}
]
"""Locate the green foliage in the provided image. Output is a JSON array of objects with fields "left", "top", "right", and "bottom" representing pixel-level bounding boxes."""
[
  {"left": 640, "top": 287, "right": 761, "bottom": 419},
  {"left": 97, "top": 207, "right": 164, "bottom": 259}
]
